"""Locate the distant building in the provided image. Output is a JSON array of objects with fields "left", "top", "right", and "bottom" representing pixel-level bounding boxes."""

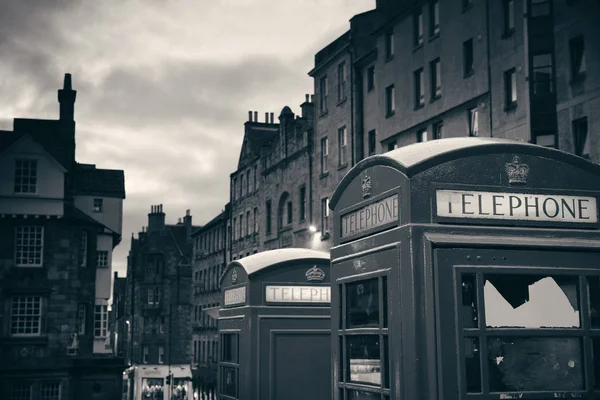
[
  {"left": 123, "top": 206, "right": 199, "bottom": 400},
  {"left": 189, "top": 203, "right": 230, "bottom": 398},
  {"left": 310, "top": 0, "right": 600, "bottom": 249},
  {"left": 111, "top": 272, "right": 127, "bottom": 358},
  {"left": 0, "top": 74, "right": 126, "bottom": 400}
]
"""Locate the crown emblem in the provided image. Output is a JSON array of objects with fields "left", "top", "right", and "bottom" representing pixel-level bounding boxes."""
[
  {"left": 361, "top": 172, "right": 372, "bottom": 199},
  {"left": 231, "top": 268, "right": 238, "bottom": 284},
  {"left": 305, "top": 265, "right": 325, "bottom": 282},
  {"left": 505, "top": 155, "right": 529, "bottom": 185}
]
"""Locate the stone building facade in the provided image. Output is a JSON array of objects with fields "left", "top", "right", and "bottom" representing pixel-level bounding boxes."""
[
  {"left": 123, "top": 206, "right": 198, "bottom": 400},
  {"left": 189, "top": 203, "right": 229, "bottom": 397},
  {"left": 110, "top": 272, "right": 127, "bottom": 358},
  {"left": 309, "top": 0, "right": 599, "bottom": 250},
  {"left": 0, "top": 74, "right": 126, "bottom": 400}
]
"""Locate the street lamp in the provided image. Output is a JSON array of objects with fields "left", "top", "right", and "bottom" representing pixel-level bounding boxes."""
[{"left": 309, "top": 225, "right": 317, "bottom": 233}]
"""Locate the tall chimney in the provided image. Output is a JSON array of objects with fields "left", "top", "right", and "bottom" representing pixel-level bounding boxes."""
[
  {"left": 58, "top": 73, "right": 77, "bottom": 121},
  {"left": 270, "top": 113, "right": 274, "bottom": 123},
  {"left": 254, "top": 111, "right": 258, "bottom": 122},
  {"left": 147, "top": 204, "right": 166, "bottom": 233},
  {"left": 301, "top": 94, "right": 315, "bottom": 120},
  {"left": 248, "top": 111, "right": 252, "bottom": 122},
  {"left": 184, "top": 209, "right": 192, "bottom": 239},
  {"left": 265, "top": 112, "right": 269, "bottom": 123}
]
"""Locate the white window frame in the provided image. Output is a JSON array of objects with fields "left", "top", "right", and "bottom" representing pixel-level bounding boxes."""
[
  {"left": 11, "top": 296, "right": 43, "bottom": 337},
  {"left": 96, "top": 251, "right": 108, "bottom": 268},
  {"left": 158, "top": 346, "right": 165, "bottom": 364},
  {"left": 338, "top": 126, "right": 347, "bottom": 166},
  {"left": 93, "top": 198, "right": 103, "bottom": 213},
  {"left": 469, "top": 108, "right": 479, "bottom": 137},
  {"left": 80, "top": 231, "right": 87, "bottom": 267},
  {"left": 14, "top": 159, "right": 38, "bottom": 194},
  {"left": 78, "top": 304, "right": 86, "bottom": 335},
  {"left": 40, "top": 381, "right": 61, "bottom": 400},
  {"left": 321, "top": 198, "right": 330, "bottom": 234},
  {"left": 321, "top": 137, "right": 329, "bottom": 174},
  {"left": 143, "top": 346, "right": 149, "bottom": 364},
  {"left": 15, "top": 226, "right": 44, "bottom": 267},
  {"left": 10, "top": 382, "right": 32, "bottom": 400},
  {"left": 94, "top": 305, "right": 108, "bottom": 338}
]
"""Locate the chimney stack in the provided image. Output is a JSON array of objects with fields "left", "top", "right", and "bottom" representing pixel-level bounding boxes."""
[
  {"left": 270, "top": 113, "right": 274, "bottom": 123},
  {"left": 147, "top": 204, "right": 165, "bottom": 233},
  {"left": 183, "top": 209, "right": 192, "bottom": 239},
  {"left": 58, "top": 73, "right": 77, "bottom": 121},
  {"left": 253, "top": 111, "right": 258, "bottom": 122},
  {"left": 265, "top": 112, "right": 269, "bottom": 123},
  {"left": 248, "top": 111, "right": 252, "bottom": 122},
  {"left": 301, "top": 94, "right": 315, "bottom": 120}
]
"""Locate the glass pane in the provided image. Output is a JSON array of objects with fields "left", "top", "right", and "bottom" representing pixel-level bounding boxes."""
[
  {"left": 339, "top": 337, "right": 344, "bottom": 383},
  {"left": 339, "top": 284, "right": 344, "bottom": 330},
  {"left": 487, "top": 337, "right": 583, "bottom": 392},
  {"left": 347, "top": 335, "right": 381, "bottom": 386},
  {"left": 347, "top": 389, "right": 380, "bottom": 400},
  {"left": 383, "top": 336, "right": 389, "bottom": 388},
  {"left": 221, "top": 367, "right": 238, "bottom": 398},
  {"left": 222, "top": 334, "right": 239, "bottom": 363},
  {"left": 461, "top": 274, "right": 478, "bottom": 328},
  {"left": 589, "top": 277, "right": 600, "bottom": 328},
  {"left": 142, "top": 378, "right": 165, "bottom": 400},
  {"left": 593, "top": 338, "right": 600, "bottom": 389},
  {"left": 347, "top": 279, "right": 380, "bottom": 328},
  {"left": 465, "top": 337, "right": 481, "bottom": 393},
  {"left": 484, "top": 275, "right": 580, "bottom": 328},
  {"left": 382, "top": 277, "right": 388, "bottom": 328}
]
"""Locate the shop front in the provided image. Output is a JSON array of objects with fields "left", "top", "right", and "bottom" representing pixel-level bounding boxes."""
[
  {"left": 124, "top": 364, "right": 192, "bottom": 400},
  {"left": 328, "top": 137, "right": 600, "bottom": 399}
]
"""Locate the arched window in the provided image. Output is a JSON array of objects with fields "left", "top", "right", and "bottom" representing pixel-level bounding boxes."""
[{"left": 277, "top": 192, "right": 292, "bottom": 230}]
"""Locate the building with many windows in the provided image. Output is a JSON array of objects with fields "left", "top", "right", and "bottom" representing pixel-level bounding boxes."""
[
  {"left": 110, "top": 272, "right": 127, "bottom": 358},
  {"left": 123, "top": 206, "right": 198, "bottom": 400},
  {"left": 0, "top": 74, "right": 126, "bottom": 400},
  {"left": 189, "top": 204, "right": 230, "bottom": 398},
  {"left": 309, "top": 0, "right": 599, "bottom": 249}
]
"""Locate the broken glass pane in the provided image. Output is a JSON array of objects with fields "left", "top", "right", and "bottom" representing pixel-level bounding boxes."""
[
  {"left": 461, "top": 274, "right": 478, "bottom": 328},
  {"left": 347, "top": 279, "right": 380, "bottom": 328},
  {"left": 487, "top": 337, "right": 583, "bottom": 392},
  {"left": 465, "top": 337, "right": 481, "bottom": 393},
  {"left": 589, "top": 276, "right": 600, "bottom": 328},
  {"left": 484, "top": 275, "right": 580, "bottom": 328},
  {"left": 347, "top": 335, "right": 381, "bottom": 386}
]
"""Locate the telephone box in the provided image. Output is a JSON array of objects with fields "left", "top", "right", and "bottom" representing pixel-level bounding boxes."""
[
  {"left": 217, "top": 248, "right": 332, "bottom": 400},
  {"left": 328, "top": 137, "right": 600, "bottom": 400}
]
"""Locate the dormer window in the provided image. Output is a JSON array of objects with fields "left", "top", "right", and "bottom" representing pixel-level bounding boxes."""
[
  {"left": 14, "top": 159, "right": 37, "bottom": 194},
  {"left": 93, "top": 198, "right": 103, "bottom": 213}
]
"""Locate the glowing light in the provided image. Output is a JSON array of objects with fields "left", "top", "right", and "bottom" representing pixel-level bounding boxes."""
[{"left": 309, "top": 225, "right": 317, "bottom": 233}]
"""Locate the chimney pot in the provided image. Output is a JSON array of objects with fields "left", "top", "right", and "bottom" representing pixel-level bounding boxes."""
[
  {"left": 186, "top": 209, "right": 190, "bottom": 216},
  {"left": 310, "top": 95, "right": 314, "bottom": 103},
  {"left": 305, "top": 94, "right": 309, "bottom": 102},
  {"left": 270, "top": 113, "right": 274, "bottom": 123},
  {"left": 254, "top": 111, "right": 258, "bottom": 122},
  {"left": 265, "top": 112, "right": 268, "bottom": 123},
  {"left": 248, "top": 111, "right": 252, "bottom": 122}
]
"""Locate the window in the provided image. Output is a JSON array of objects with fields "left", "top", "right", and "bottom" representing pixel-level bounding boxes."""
[
  {"left": 266, "top": 201, "right": 272, "bottom": 234},
  {"left": 530, "top": 0, "right": 550, "bottom": 17},
  {"left": 148, "top": 288, "right": 160, "bottom": 305},
  {"left": 338, "top": 62, "right": 346, "bottom": 101},
  {"left": 232, "top": 177, "right": 237, "bottom": 201},
  {"left": 320, "top": 137, "right": 329, "bottom": 174},
  {"left": 14, "top": 159, "right": 37, "bottom": 194},
  {"left": 338, "top": 126, "right": 348, "bottom": 166},
  {"left": 11, "top": 296, "right": 42, "bottom": 336},
  {"left": 413, "top": 10, "right": 424, "bottom": 47},
  {"left": 220, "top": 333, "right": 239, "bottom": 398},
  {"left": 385, "top": 85, "right": 395, "bottom": 116},
  {"left": 569, "top": 35, "right": 585, "bottom": 81},
  {"left": 253, "top": 165, "right": 258, "bottom": 190},
  {"left": 239, "top": 214, "right": 243, "bottom": 238},
  {"left": 299, "top": 187, "right": 306, "bottom": 221},
  {"left": 504, "top": 68, "right": 517, "bottom": 109},
  {"left": 367, "top": 66, "right": 375, "bottom": 92},
  {"left": 15, "top": 226, "right": 43, "bottom": 266},
  {"left": 468, "top": 108, "right": 479, "bottom": 137},
  {"left": 463, "top": 39, "right": 474, "bottom": 77},
  {"left": 158, "top": 346, "right": 165, "bottom": 364},
  {"left": 245, "top": 211, "right": 250, "bottom": 237},
  {"left": 535, "top": 134, "right": 556, "bottom": 148},
  {"left": 321, "top": 198, "right": 330, "bottom": 234},
  {"left": 430, "top": 59, "right": 441, "bottom": 99},
  {"left": 94, "top": 305, "right": 108, "bottom": 337},
  {"left": 430, "top": 0, "right": 440, "bottom": 37},
  {"left": 233, "top": 217, "right": 237, "bottom": 240},
  {"left": 240, "top": 174, "right": 245, "bottom": 197},
  {"left": 246, "top": 171, "right": 250, "bottom": 194},
  {"left": 78, "top": 304, "right": 86, "bottom": 335},
  {"left": 253, "top": 207, "right": 258, "bottom": 233},
  {"left": 96, "top": 251, "right": 108, "bottom": 268},
  {"left": 532, "top": 53, "right": 553, "bottom": 95},
  {"left": 319, "top": 76, "right": 328, "bottom": 114},
  {"left": 93, "top": 198, "right": 103, "bottom": 213},
  {"left": 417, "top": 129, "right": 428, "bottom": 142},
  {"left": 384, "top": 30, "right": 394, "bottom": 59},
  {"left": 414, "top": 68, "right": 424, "bottom": 108},
  {"left": 10, "top": 382, "right": 32, "bottom": 400},
  {"left": 368, "top": 130, "right": 377, "bottom": 156},
  {"left": 143, "top": 346, "right": 149, "bottom": 364},
  {"left": 573, "top": 117, "right": 589, "bottom": 158},
  {"left": 503, "top": 0, "right": 515, "bottom": 35},
  {"left": 433, "top": 121, "right": 444, "bottom": 139},
  {"left": 338, "top": 277, "right": 389, "bottom": 395},
  {"left": 40, "top": 382, "right": 61, "bottom": 400},
  {"left": 286, "top": 201, "right": 293, "bottom": 225},
  {"left": 80, "top": 231, "right": 87, "bottom": 267},
  {"left": 387, "top": 141, "right": 398, "bottom": 151}
]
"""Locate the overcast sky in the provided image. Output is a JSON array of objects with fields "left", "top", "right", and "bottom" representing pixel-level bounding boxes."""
[{"left": 0, "top": 0, "right": 374, "bottom": 277}]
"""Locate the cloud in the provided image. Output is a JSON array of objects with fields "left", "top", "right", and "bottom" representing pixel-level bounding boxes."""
[{"left": 0, "top": 0, "right": 375, "bottom": 278}]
